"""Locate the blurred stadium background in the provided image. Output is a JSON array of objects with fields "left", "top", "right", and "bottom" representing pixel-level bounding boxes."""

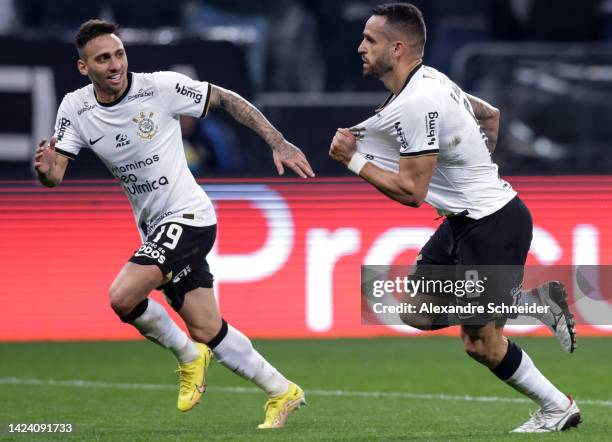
[{"left": 1, "top": 0, "right": 612, "bottom": 439}]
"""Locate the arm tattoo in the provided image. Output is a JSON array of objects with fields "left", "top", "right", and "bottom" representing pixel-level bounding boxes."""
[
  {"left": 210, "top": 86, "right": 283, "bottom": 147},
  {"left": 466, "top": 94, "right": 500, "bottom": 153},
  {"left": 466, "top": 94, "right": 498, "bottom": 120}
]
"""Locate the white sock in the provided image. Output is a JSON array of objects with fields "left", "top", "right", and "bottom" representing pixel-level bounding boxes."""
[
  {"left": 131, "top": 298, "right": 199, "bottom": 364},
  {"left": 506, "top": 349, "right": 571, "bottom": 411},
  {"left": 212, "top": 323, "right": 289, "bottom": 397}
]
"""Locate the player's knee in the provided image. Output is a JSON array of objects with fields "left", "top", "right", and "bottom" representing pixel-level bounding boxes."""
[{"left": 109, "top": 284, "right": 134, "bottom": 317}]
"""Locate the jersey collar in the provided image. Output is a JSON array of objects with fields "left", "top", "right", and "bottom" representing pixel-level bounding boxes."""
[
  {"left": 95, "top": 72, "right": 133, "bottom": 107},
  {"left": 376, "top": 62, "right": 423, "bottom": 112}
]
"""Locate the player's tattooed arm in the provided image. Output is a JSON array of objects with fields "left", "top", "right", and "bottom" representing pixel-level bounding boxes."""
[
  {"left": 33, "top": 137, "right": 69, "bottom": 187},
  {"left": 208, "top": 85, "right": 315, "bottom": 178},
  {"left": 466, "top": 94, "right": 500, "bottom": 153}
]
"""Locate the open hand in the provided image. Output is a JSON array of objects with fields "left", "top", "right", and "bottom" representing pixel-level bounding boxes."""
[
  {"left": 272, "top": 140, "right": 315, "bottom": 178},
  {"left": 33, "top": 137, "right": 57, "bottom": 175}
]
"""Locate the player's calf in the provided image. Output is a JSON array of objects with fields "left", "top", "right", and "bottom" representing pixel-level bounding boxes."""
[
  {"left": 463, "top": 340, "right": 500, "bottom": 367},
  {"left": 186, "top": 320, "right": 223, "bottom": 344},
  {"left": 461, "top": 323, "right": 507, "bottom": 368},
  {"left": 177, "top": 286, "right": 224, "bottom": 343}
]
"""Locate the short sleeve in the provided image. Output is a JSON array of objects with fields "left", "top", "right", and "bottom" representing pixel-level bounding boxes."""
[
  {"left": 153, "top": 71, "right": 212, "bottom": 118},
  {"left": 53, "top": 95, "right": 83, "bottom": 160},
  {"left": 396, "top": 95, "right": 440, "bottom": 157}
]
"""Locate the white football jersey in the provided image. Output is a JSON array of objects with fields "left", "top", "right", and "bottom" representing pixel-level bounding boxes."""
[
  {"left": 352, "top": 64, "right": 516, "bottom": 219},
  {"left": 53, "top": 71, "right": 217, "bottom": 239}
]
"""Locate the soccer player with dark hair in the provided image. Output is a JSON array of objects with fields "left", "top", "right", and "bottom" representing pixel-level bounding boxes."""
[
  {"left": 34, "top": 19, "right": 311, "bottom": 429},
  {"left": 329, "top": 3, "right": 580, "bottom": 433}
]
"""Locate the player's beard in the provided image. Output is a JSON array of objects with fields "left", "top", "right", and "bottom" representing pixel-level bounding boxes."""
[
  {"left": 362, "top": 56, "right": 393, "bottom": 80},
  {"left": 92, "top": 70, "right": 127, "bottom": 99}
]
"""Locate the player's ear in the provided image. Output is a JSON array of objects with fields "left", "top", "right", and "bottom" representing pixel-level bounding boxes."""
[
  {"left": 77, "top": 57, "right": 88, "bottom": 76},
  {"left": 392, "top": 40, "right": 405, "bottom": 58}
]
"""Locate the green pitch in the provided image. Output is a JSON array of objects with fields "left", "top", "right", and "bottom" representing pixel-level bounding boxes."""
[{"left": 1, "top": 337, "right": 611, "bottom": 441}]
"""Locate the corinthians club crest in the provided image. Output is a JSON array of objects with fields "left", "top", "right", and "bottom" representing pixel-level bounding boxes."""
[{"left": 133, "top": 111, "right": 159, "bottom": 140}]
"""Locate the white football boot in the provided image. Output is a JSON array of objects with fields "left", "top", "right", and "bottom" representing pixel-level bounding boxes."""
[
  {"left": 533, "top": 281, "right": 577, "bottom": 353},
  {"left": 512, "top": 395, "right": 581, "bottom": 433}
]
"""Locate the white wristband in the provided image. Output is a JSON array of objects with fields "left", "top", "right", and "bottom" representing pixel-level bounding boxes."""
[{"left": 347, "top": 153, "right": 369, "bottom": 175}]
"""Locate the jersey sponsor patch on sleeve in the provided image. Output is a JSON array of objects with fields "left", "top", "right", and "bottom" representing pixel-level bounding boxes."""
[
  {"left": 395, "top": 121, "right": 410, "bottom": 153},
  {"left": 425, "top": 111, "right": 438, "bottom": 147},
  {"left": 174, "top": 82, "right": 203, "bottom": 104},
  {"left": 55, "top": 117, "right": 71, "bottom": 142},
  {"left": 53, "top": 93, "right": 85, "bottom": 158},
  {"left": 153, "top": 71, "right": 211, "bottom": 119}
]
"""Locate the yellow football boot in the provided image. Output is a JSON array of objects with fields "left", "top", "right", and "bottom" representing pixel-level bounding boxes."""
[
  {"left": 176, "top": 343, "right": 212, "bottom": 412},
  {"left": 257, "top": 382, "right": 306, "bottom": 429}
]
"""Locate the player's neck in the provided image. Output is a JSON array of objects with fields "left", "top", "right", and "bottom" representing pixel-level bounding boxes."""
[
  {"left": 93, "top": 80, "right": 129, "bottom": 104},
  {"left": 383, "top": 58, "right": 422, "bottom": 95}
]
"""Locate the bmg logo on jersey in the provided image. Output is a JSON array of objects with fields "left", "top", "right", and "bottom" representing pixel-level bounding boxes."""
[
  {"left": 425, "top": 111, "right": 439, "bottom": 146},
  {"left": 56, "top": 117, "right": 71, "bottom": 141},
  {"left": 175, "top": 83, "right": 202, "bottom": 104},
  {"left": 115, "top": 133, "right": 130, "bottom": 148}
]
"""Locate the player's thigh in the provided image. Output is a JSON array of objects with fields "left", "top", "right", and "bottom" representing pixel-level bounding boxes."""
[
  {"left": 149, "top": 222, "right": 219, "bottom": 338},
  {"left": 109, "top": 262, "right": 163, "bottom": 311},
  {"left": 111, "top": 222, "right": 209, "bottom": 312},
  {"left": 400, "top": 220, "right": 455, "bottom": 327},
  {"left": 129, "top": 221, "right": 214, "bottom": 306},
  {"left": 418, "top": 219, "right": 455, "bottom": 265},
  {"left": 452, "top": 197, "right": 533, "bottom": 326}
]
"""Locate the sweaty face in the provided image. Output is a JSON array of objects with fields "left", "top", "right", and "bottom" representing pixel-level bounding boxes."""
[
  {"left": 357, "top": 15, "right": 394, "bottom": 79},
  {"left": 79, "top": 34, "right": 128, "bottom": 101}
]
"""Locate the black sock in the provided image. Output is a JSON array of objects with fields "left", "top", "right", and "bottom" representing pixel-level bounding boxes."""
[
  {"left": 206, "top": 318, "right": 228, "bottom": 349},
  {"left": 119, "top": 298, "right": 149, "bottom": 323},
  {"left": 490, "top": 340, "right": 523, "bottom": 381}
]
